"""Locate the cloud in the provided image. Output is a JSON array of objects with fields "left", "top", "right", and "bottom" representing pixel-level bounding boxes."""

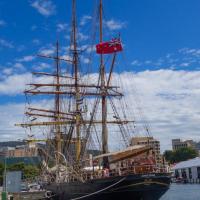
[
  {"left": 56, "top": 23, "right": 68, "bottom": 32},
  {"left": 39, "top": 49, "right": 54, "bottom": 56},
  {"left": 180, "top": 62, "right": 190, "bottom": 67},
  {"left": 120, "top": 70, "right": 200, "bottom": 151},
  {"left": 17, "top": 55, "right": 35, "bottom": 62},
  {"left": 81, "top": 44, "right": 96, "bottom": 53},
  {"left": 13, "top": 63, "right": 25, "bottom": 70},
  {"left": 0, "top": 63, "right": 25, "bottom": 76},
  {"left": 0, "top": 101, "right": 54, "bottom": 141},
  {"left": 2, "top": 68, "right": 13, "bottom": 75},
  {"left": 0, "top": 103, "right": 26, "bottom": 141},
  {"left": 32, "top": 39, "right": 40, "bottom": 45},
  {"left": 82, "top": 57, "right": 90, "bottom": 64},
  {"left": 31, "top": 0, "right": 56, "bottom": 17},
  {"left": 31, "top": 25, "right": 37, "bottom": 31},
  {"left": 179, "top": 48, "right": 200, "bottom": 57},
  {"left": 33, "top": 62, "right": 51, "bottom": 70},
  {"left": 0, "top": 20, "right": 6, "bottom": 26},
  {"left": 131, "top": 47, "right": 200, "bottom": 70},
  {"left": 77, "top": 32, "right": 89, "bottom": 41},
  {"left": 80, "top": 15, "right": 92, "bottom": 26},
  {"left": 61, "top": 55, "right": 73, "bottom": 62},
  {"left": 0, "top": 73, "right": 32, "bottom": 95},
  {"left": 39, "top": 44, "right": 54, "bottom": 56},
  {"left": 65, "top": 34, "right": 70, "bottom": 40},
  {"left": 0, "top": 39, "right": 14, "bottom": 48},
  {"left": 1, "top": 70, "right": 200, "bottom": 151},
  {"left": 17, "top": 45, "right": 26, "bottom": 52},
  {"left": 105, "top": 19, "right": 126, "bottom": 31},
  {"left": 66, "top": 32, "right": 89, "bottom": 42},
  {"left": 131, "top": 60, "right": 142, "bottom": 66}
]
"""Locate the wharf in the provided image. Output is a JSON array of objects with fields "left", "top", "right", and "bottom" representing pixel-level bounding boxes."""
[{"left": 0, "top": 191, "right": 46, "bottom": 200}]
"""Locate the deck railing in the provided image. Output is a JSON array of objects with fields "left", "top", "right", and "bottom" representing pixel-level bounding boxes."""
[{"left": 66, "top": 164, "right": 168, "bottom": 182}]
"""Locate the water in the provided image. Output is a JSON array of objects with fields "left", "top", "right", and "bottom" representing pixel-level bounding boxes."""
[{"left": 160, "top": 183, "right": 200, "bottom": 200}]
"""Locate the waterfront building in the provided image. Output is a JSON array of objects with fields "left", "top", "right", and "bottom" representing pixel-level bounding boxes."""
[{"left": 172, "top": 157, "right": 200, "bottom": 181}]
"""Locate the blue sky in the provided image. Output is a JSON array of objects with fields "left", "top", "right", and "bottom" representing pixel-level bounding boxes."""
[
  {"left": 1, "top": 0, "right": 200, "bottom": 73},
  {"left": 1, "top": 0, "right": 200, "bottom": 150}
]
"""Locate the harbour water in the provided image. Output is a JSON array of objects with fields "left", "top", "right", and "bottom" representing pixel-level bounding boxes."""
[
  {"left": 1, "top": 184, "right": 200, "bottom": 200},
  {"left": 160, "top": 183, "right": 200, "bottom": 200}
]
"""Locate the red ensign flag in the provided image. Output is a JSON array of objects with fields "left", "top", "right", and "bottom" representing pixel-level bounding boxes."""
[{"left": 96, "top": 38, "right": 123, "bottom": 54}]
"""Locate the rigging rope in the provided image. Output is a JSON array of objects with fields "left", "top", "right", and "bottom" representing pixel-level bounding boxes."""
[{"left": 71, "top": 177, "right": 126, "bottom": 200}]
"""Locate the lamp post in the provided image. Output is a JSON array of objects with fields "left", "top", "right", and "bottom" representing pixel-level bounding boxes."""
[{"left": 2, "top": 152, "right": 7, "bottom": 200}]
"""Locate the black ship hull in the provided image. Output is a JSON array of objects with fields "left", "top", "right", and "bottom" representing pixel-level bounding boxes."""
[{"left": 45, "top": 173, "right": 170, "bottom": 200}]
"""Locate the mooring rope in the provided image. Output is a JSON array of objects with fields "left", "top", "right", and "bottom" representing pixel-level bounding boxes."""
[{"left": 71, "top": 177, "right": 126, "bottom": 200}]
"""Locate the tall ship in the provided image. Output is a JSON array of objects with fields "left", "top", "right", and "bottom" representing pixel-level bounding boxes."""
[{"left": 16, "top": 0, "right": 170, "bottom": 199}]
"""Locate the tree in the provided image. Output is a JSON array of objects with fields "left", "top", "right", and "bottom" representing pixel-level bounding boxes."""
[
  {"left": 173, "top": 147, "right": 198, "bottom": 162},
  {"left": 164, "top": 147, "right": 198, "bottom": 164},
  {"left": 8, "top": 162, "right": 25, "bottom": 171},
  {"left": 163, "top": 150, "right": 174, "bottom": 163},
  {"left": 0, "top": 162, "right": 40, "bottom": 185},
  {"left": 0, "top": 163, "right": 4, "bottom": 185},
  {"left": 23, "top": 165, "right": 39, "bottom": 179}
]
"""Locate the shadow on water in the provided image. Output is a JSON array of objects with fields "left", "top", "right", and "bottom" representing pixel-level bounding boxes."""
[{"left": 160, "top": 183, "right": 200, "bottom": 200}]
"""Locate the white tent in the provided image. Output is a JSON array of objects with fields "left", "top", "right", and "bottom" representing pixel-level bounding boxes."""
[{"left": 172, "top": 157, "right": 200, "bottom": 170}]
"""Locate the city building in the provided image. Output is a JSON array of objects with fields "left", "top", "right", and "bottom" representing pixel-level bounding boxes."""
[
  {"left": 0, "top": 142, "right": 41, "bottom": 165},
  {"left": 194, "top": 142, "right": 200, "bottom": 155},
  {"left": 172, "top": 139, "right": 195, "bottom": 151},
  {"left": 0, "top": 144, "right": 38, "bottom": 158},
  {"left": 130, "top": 136, "right": 162, "bottom": 164},
  {"left": 7, "top": 145, "right": 38, "bottom": 157},
  {"left": 172, "top": 139, "right": 200, "bottom": 156},
  {"left": 0, "top": 147, "right": 15, "bottom": 157}
]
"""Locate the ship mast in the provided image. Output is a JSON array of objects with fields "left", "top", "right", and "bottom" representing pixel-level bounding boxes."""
[
  {"left": 55, "top": 41, "right": 61, "bottom": 162},
  {"left": 15, "top": 0, "right": 134, "bottom": 171},
  {"left": 72, "top": 0, "right": 81, "bottom": 163},
  {"left": 99, "top": 0, "right": 109, "bottom": 168}
]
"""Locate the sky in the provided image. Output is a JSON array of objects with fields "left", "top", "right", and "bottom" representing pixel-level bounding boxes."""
[{"left": 1, "top": 0, "right": 200, "bottom": 151}]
